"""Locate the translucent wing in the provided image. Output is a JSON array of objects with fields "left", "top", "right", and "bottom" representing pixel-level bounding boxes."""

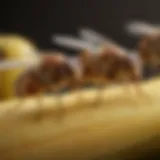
[
  {"left": 52, "top": 34, "right": 97, "bottom": 53},
  {"left": 0, "top": 59, "right": 36, "bottom": 71},
  {"left": 128, "top": 51, "right": 143, "bottom": 76},
  {"left": 125, "top": 21, "right": 160, "bottom": 36},
  {"left": 78, "top": 28, "right": 128, "bottom": 53},
  {"left": 67, "top": 56, "right": 82, "bottom": 79},
  {"left": 78, "top": 28, "right": 108, "bottom": 45}
]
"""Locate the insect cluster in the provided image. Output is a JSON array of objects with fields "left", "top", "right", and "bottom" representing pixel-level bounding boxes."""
[
  {"left": 0, "top": 21, "right": 160, "bottom": 104},
  {"left": 12, "top": 33, "right": 141, "bottom": 99}
]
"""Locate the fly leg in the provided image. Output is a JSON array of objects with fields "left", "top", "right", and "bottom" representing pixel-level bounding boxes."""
[
  {"left": 34, "top": 87, "right": 47, "bottom": 121},
  {"left": 132, "top": 74, "right": 144, "bottom": 95},
  {"left": 93, "top": 84, "right": 106, "bottom": 107},
  {"left": 50, "top": 85, "right": 67, "bottom": 118},
  {"left": 69, "top": 80, "right": 84, "bottom": 107},
  {"left": 35, "top": 93, "right": 43, "bottom": 121},
  {"left": 56, "top": 88, "right": 64, "bottom": 109}
]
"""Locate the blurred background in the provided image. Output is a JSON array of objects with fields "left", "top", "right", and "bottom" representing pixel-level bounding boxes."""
[
  {"left": 0, "top": 1, "right": 160, "bottom": 159},
  {"left": 1, "top": 0, "right": 160, "bottom": 52}
]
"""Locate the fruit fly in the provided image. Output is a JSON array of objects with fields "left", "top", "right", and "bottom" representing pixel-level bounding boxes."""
[
  {"left": 2, "top": 50, "right": 85, "bottom": 119},
  {"left": 125, "top": 21, "right": 160, "bottom": 77},
  {"left": 0, "top": 48, "right": 84, "bottom": 119},
  {"left": 52, "top": 28, "right": 143, "bottom": 103},
  {"left": 14, "top": 52, "right": 82, "bottom": 97},
  {"left": 78, "top": 28, "right": 142, "bottom": 82}
]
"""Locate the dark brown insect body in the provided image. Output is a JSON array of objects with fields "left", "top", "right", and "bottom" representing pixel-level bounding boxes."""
[
  {"left": 14, "top": 53, "right": 80, "bottom": 97},
  {"left": 102, "top": 50, "right": 141, "bottom": 83},
  {"left": 125, "top": 21, "right": 160, "bottom": 71},
  {"left": 79, "top": 47, "right": 142, "bottom": 87},
  {"left": 76, "top": 47, "right": 142, "bottom": 105},
  {"left": 138, "top": 33, "right": 160, "bottom": 67},
  {"left": 78, "top": 50, "right": 106, "bottom": 85}
]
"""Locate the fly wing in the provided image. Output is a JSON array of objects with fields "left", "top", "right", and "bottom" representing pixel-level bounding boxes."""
[
  {"left": 67, "top": 56, "right": 83, "bottom": 79},
  {"left": 52, "top": 34, "right": 97, "bottom": 53},
  {"left": 125, "top": 21, "right": 160, "bottom": 36},
  {"left": 0, "top": 59, "right": 36, "bottom": 71},
  {"left": 78, "top": 28, "right": 108, "bottom": 45},
  {"left": 128, "top": 51, "right": 143, "bottom": 76},
  {"left": 78, "top": 28, "right": 128, "bottom": 53}
]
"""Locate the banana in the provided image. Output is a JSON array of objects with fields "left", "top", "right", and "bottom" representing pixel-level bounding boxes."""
[{"left": 0, "top": 34, "right": 39, "bottom": 100}]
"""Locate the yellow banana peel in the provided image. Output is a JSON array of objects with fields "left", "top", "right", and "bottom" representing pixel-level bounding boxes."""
[{"left": 0, "top": 34, "right": 38, "bottom": 100}]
